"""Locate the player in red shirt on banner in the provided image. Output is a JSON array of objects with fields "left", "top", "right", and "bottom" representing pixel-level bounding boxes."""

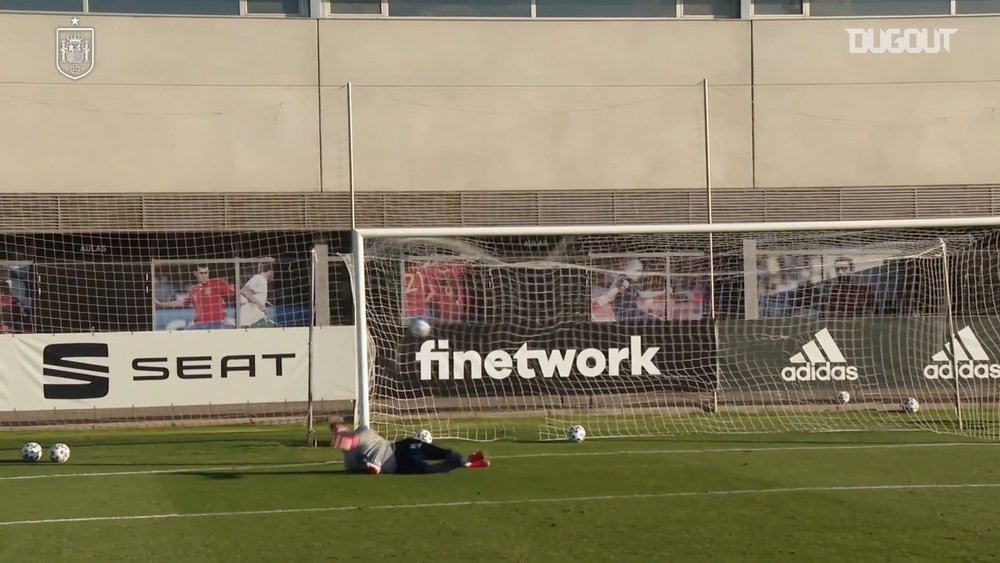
[
  {"left": 155, "top": 264, "right": 236, "bottom": 329},
  {"left": 404, "top": 261, "right": 467, "bottom": 322}
]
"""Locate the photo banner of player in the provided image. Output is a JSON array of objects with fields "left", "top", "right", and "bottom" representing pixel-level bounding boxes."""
[
  {"left": 152, "top": 259, "right": 281, "bottom": 331},
  {"left": 0, "top": 262, "right": 33, "bottom": 334},
  {"left": 402, "top": 259, "right": 469, "bottom": 323},
  {"left": 755, "top": 250, "right": 909, "bottom": 318},
  {"left": 589, "top": 254, "right": 708, "bottom": 323}
]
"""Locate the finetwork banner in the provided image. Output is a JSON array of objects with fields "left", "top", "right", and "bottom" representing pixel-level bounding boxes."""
[
  {"left": 393, "top": 321, "right": 718, "bottom": 397},
  {"left": 1, "top": 327, "right": 357, "bottom": 412}
]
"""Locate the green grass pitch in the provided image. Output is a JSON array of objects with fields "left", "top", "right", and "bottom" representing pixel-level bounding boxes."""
[{"left": 2, "top": 425, "right": 1000, "bottom": 562}]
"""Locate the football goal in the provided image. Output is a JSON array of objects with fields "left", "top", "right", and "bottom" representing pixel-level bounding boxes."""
[{"left": 349, "top": 218, "right": 1000, "bottom": 442}]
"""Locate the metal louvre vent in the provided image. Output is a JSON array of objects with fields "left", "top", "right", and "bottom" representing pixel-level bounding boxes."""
[{"left": 0, "top": 186, "right": 994, "bottom": 232}]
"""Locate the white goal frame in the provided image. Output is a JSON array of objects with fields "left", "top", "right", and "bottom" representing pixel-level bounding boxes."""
[{"left": 351, "top": 216, "right": 1000, "bottom": 430}]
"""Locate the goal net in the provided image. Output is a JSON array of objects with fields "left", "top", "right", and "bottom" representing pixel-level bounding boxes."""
[
  {"left": 352, "top": 225, "right": 1000, "bottom": 441},
  {"left": 0, "top": 232, "right": 356, "bottom": 431}
]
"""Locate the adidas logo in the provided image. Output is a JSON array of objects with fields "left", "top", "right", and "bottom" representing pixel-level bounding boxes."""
[
  {"left": 780, "top": 328, "right": 859, "bottom": 382},
  {"left": 923, "top": 327, "right": 1000, "bottom": 379}
]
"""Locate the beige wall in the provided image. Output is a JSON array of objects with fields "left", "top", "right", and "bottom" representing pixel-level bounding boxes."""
[
  {"left": 753, "top": 16, "right": 1000, "bottom": 188},
  {"left": 0, "top": 14, "right": 320, "bottom": 193},
  {"left": 1, "top": 12, "right": 999, "bottom": 195},
  {"left": 319, "top": 20, "right": 752, "bottom": 191}
]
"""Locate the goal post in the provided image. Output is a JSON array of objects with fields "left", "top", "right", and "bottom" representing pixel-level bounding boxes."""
[{"left": 351, "top": 217, "right": 1000, "bottom": 441}]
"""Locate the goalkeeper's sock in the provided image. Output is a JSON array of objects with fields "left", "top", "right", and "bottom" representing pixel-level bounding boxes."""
[{"left": 464, "top": 451, "right": 490, "bottom": 468}]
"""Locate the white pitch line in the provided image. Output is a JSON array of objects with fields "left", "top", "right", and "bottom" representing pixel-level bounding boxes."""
[
  {"left": 0, "top": 460, "right": 338, "bottom": 481},
  {"left": 3, "top": 482, "right": 1000, "bottom": 527},
  {"left": 1, "top": 441, "right": 996, "bottom": 482},
  {"left": 496, "top": 441, "right": 1000, "bottom": 459}
]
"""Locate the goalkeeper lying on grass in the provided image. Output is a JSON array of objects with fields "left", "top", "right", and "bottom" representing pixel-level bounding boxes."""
[{"left": 331, "top": 423, "right": 491, "bottom": 474}]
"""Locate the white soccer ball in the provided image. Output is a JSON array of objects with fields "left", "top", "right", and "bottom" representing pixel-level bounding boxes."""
[
  {"left": 567, "top": 425, "right": 587, "bottom": 443},
  {"left": 48, "top": 443, "right": 71, "bottom": 463},
  {"left": 902, "top": 397, "right": 920, "bottom": 414},
  {"left": 21, "top": 442, "right": 42, "bottom": 463},
  {"left": 835, "top": 390, "right": 851, "bottom": 405},
  {"left": 414, "top": 429, "right": 433, "bottom": 444},
  {"left": 409, "top": 317, "right": 432, "bottom": 339}
]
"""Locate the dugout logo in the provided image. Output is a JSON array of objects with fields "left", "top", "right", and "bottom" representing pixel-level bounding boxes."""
[
  {"left": 780, "top": 328, "right": 859, "bottom": 382},
  {"left": 923, "top": 327, "right": 1000, "bottom": 380},
  {"left": 415, "top": 336, "right": 661, "bottom": 381},
  {"left": 42, "top": 342, "right": 110, "bottom": 400},
  {"left": 846, "top": 27, "right": 957, "bottom": 55}
]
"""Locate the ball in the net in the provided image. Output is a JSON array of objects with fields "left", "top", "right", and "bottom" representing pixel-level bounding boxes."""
[{"left": 409, "top": 318, "right": 432, "bottom": 339}]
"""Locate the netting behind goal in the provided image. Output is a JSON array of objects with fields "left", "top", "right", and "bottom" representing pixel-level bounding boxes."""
[
  {"left": 0, "top": 231, "right": 356, "bottom": 430},
  {"left": 355, "top": 227, "right": 1000, "bottom": 441}
]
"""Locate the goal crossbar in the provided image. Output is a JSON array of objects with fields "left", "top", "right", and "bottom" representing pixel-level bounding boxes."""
[{"left": 355, "top": 216, "right": 1000, "bottom": 240}]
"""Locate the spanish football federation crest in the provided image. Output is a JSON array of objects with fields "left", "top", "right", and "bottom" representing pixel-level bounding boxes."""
[{"left": 55, "top": 18, "right": 95, "bottom": 81}]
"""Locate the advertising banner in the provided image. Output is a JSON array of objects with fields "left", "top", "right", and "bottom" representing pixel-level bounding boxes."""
[
  {"left": 716, "top": 317, "right": 1000, "bottom": 394},
  {"left": 392, "top": 321, "right": 718, "bottom": 397},
  {"left": 1, "top": 326, "right": 357, "bottom": 412}
]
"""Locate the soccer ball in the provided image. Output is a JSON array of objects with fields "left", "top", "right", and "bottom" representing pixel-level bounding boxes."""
[
  {"left": 409, "top": 317, "right": 432, "bottom": 339},
  {"left": 835, "top": 391, "right": 851, "bottom": 405},
  {"left": 21, "top": 442, "right": 42, "bottom": 463},
  {"left": 48, "top": 443, "right": 71, "bottom": 463},
  {"left": 566, "top": 425, "right": 586, "bottom": 443},
  {"left": 414, "top": 429, "right": 433, "bottom": 444},
  {"left": 902, "top": 397, "right": 920, "bottom": 414}
]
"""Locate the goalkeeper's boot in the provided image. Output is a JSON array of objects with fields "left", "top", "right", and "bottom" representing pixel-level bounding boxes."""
[{"left": 466, "top": 451, "right": 491, "bottom": 468}]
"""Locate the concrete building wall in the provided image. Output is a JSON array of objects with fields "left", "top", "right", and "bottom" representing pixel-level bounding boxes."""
[
  {"left": 0, "top": 14, "right": 320, "bottom": 193},
  {"left": 0, "top": 11, "right": 997, "bottom": 224}
]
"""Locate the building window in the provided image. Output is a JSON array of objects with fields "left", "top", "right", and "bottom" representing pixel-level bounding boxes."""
[
  {"left": 535, "top": 0, "right": 676, "bottom": 17},
  {"left": 247, "top": 0, "right": 302, "bottom": 14},
  {"left": 388, "top": 0, "right": 531, "bottom": 17},
  {"left": 957, "top": 0, "right": 1000, "bottom": 13},
  {"left": 683, "top": 0, "right": 740, "bottom": 17},
  {"left": 330, "top": 0, "right": 382, "bottom": 13},
  {"left": 88, "top": 0, "right": 240, "bottom": 15},
  {"left": 753, "top": 0, "right": 802, "bottom": 15},
  {"left": 809, "top": 0, "right": 950, "bottom": 16},
  {"left": 0, "top": 0, "right": 82, "bottom": 10}
]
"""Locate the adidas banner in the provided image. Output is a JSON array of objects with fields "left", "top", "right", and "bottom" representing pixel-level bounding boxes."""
[{"left": 718, "top": 318, "right": 1000, "bottom": 390}]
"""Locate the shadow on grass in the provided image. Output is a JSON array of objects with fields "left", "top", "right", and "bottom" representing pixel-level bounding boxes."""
[{"left": 182, "top": 469, "right": 353, "bottom": 480}]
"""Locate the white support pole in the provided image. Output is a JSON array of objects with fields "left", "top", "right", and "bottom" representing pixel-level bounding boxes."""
[
  {"left": 357, "top": 216, "right": 1000, "bottom": 240},
  {"left": 313, "top": 243, "right": 330, "bottom": 327},
  {"left": 940, "top": 238, "right": 962, "bottom": 431},
  {"left": 743, "top": 239, "right": 759, "bottom": 321},
  {"left": 352, "top": 231, "right": 371, "bottom": 429},
  {"left": 704, "top": 78, "right": 713, "bottom": 225},
  {"left": 306, "top": 247, "right": 318, "bottom": 446},
  {"left": 704, "top": 78, "right": 721, "bottom": 414},
  {"left": 347, "top": 81, "right": 357, "bottom": 229}
]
